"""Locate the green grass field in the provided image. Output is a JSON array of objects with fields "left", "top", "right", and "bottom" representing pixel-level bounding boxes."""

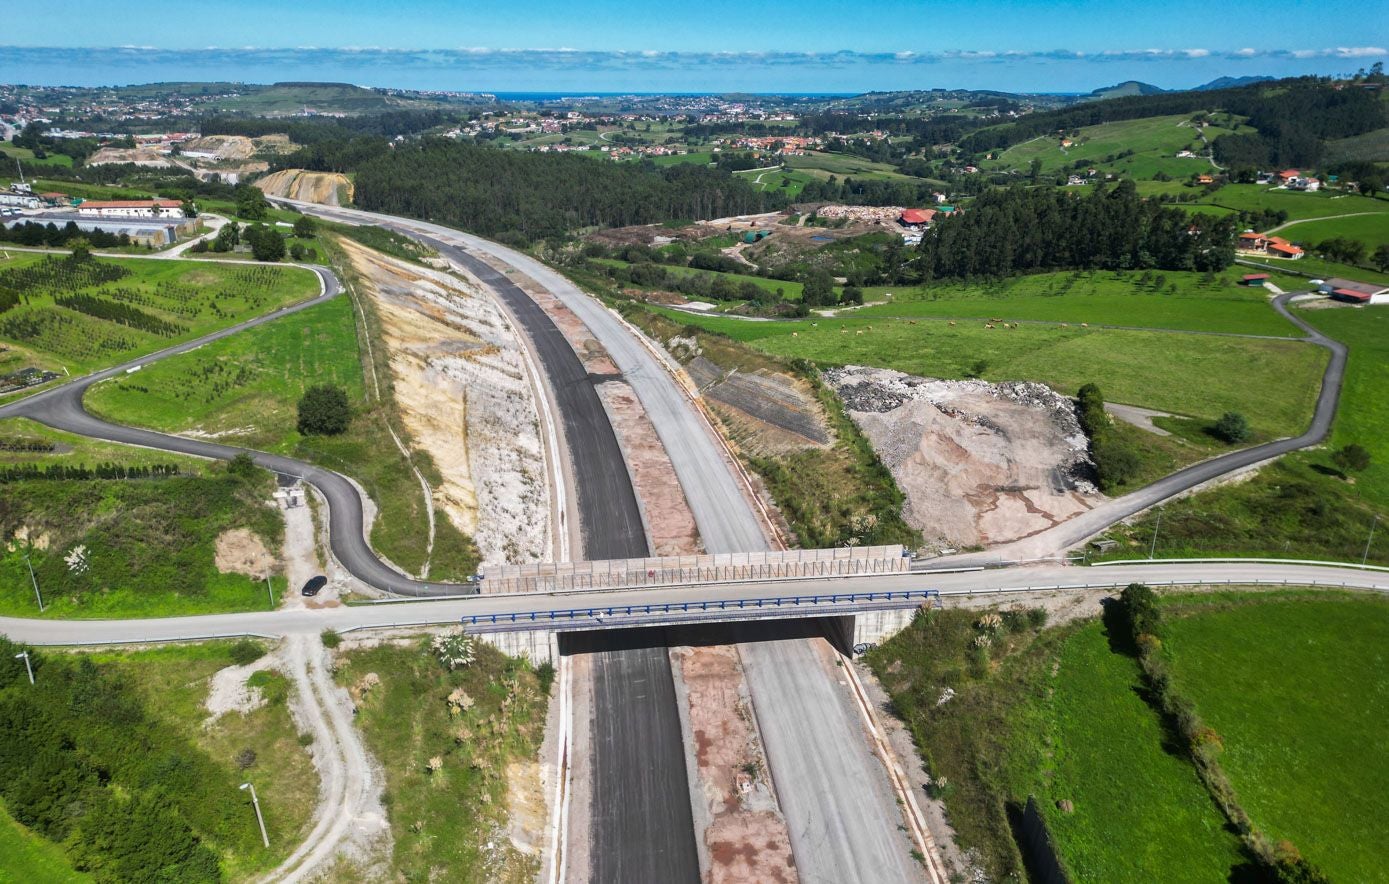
[
  {"left": 0, "top": 144, "right": 74, "bottom": 169},
  {"left": 86, "top": 296, "right": 363, "bottom": 446},
  {"left": 988, "top": 115, "right": 1245, "bottom": 179},
  {"left": 85, "top": 277, "right": 477, "bottom": 582},
  {"left": 0, "top": 806, "right": 89, "bottom": 884},
  {"left": 1162, "top": 592, "right": 1389, "bottom": 882},
  {"left": 1026, "top": 620, "right": 1245, "bottom": 880},
  {"left": 1273, "top": 211, "right": 1389, "bottom": 251},
  {"left": 1300, "top": 304, "right": 1389, "bottom": 511},
  {"left": 0, "top": 472, "right": 287, "bottom": 619},
  {"left": 0, "top": 252, "right": 320, "bottom": 381},
  {"left": 658, "top": 307, "right": 1327, "bottom": 437},
  {"left": 0, "top": 416, "right": 210, "bottom": 472},
  {"left": 1197, "top": 184, "right": 1389, "bottom": 222},
  {"left": 785, "top": 151, "right": 925, "bottom": 183},
  {"left": 855, "top": 268, "right": 1304, "bottom": 336},
  {"left": 333, "top": 636, "right": 547, "bottom": 881}
]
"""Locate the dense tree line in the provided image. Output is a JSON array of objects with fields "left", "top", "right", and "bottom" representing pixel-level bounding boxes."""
[
  {"left": 353, "top": 138, "right": 775, "bottom": 241},
  {"left": 917, "top": 181, "right": 1237, "bottom": 280},
  {"left": 0, "top": 221, "right": 134, "bottom": 250},
  {"left": 0, "top": 636, "right": 263, "bottom": 881},
  {"left": 1211, "top": 80, "right": 1387, "bottom": 169},
  {"left": 202, "top": 109, "right": 464, "bottom": 144},
  {"left": 0, "top": 462, "right": 183, "bottom": 483},
  {"left": 55, "top": 293, "right": 184, "bottom": 336},
  {"left": 957, "top": 82, "right": 1265, "bottom": 154}
]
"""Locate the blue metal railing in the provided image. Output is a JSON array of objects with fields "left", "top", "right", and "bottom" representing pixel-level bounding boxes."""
[{"left": 460, "top": 588, "right": 941, "bottom": 629}]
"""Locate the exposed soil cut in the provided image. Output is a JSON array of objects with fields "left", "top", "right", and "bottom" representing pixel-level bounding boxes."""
[
  {"left": 678, "top": 348, "right": 831, "bottom": 457},
  {"left": 257, "top": 169, "right": 354, "bottom": 206},
  {"left": 342, "top": 238, "right": 549, "bottom": 566},
  {"left": 214, "top": 527, "right": 276, "bottom": 577},
  {"left": 825, "top": 366, "right": 1102, "bottom": 551},
  {"left": 674, "top": 645, "right": 797, "bottom": 884}
]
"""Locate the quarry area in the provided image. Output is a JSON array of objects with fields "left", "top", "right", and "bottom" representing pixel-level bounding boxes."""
[
  {"left": 340, "top": 238, "right": 550, "bottom": 566},
  {"left": 257, "top": 168, "right": 355, "bottom": 206},
  {"left": 88, "top": 134, "right": 296, "bottom": 182},
  {"left": 825, "top": 366, "right": 1101, "bottom": 551}
]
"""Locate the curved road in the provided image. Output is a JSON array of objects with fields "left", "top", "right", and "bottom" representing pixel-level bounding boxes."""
[{"left": 936, "top": 290, "right": 1346, "bottom": 566}]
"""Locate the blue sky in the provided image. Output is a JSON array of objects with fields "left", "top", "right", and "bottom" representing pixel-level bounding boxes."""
[{"left": 3, "top": 0, "right": 1386, "bottom": 92}]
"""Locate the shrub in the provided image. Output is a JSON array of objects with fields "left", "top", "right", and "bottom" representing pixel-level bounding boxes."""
[
  {"left": 1119, "top": 582, "right": 1163, "bottom": 641},
  {"left": 1332, "top": 443, "right": 1372, "bottom": 473},
  {"left": 430, "top": 629, "right": 476, "bottom": 671},
  {"left": 292, "top": 215, "right": 317, "bottom": 238},
  {"left": 536, "top": 661, "right": 556, "bottom": 696},
  {"left": 321, "top": 628, "right": 342, "bottom": 649},
  {"left": 235, "top": 748, "right": 258, "bottom": 770},
  {"left": 227, "top": 452, "right": 258, "bottom": 479},
  {"left": 228, "top": 639, "right": 266, "bottom": 666},
  {"left": 1212, "top": 411, "right": 1251, "bottom": 444},
  {"left": 296, "top": 384, "right": 351, "bottom": 436}
]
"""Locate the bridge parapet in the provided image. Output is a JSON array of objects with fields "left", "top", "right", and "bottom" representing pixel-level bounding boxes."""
[
  {"left": 480, "top": 544, "right": 909, "bottom": 594},
  {"left": 460, "top": 587, "right": 940, "bottom": 635}
]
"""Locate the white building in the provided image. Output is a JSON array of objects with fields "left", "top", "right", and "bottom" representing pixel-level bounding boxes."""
[
  {"left": 76, "top": 199, "right": 184, "bottom": 219},
  {"left": 0, "top": 189, "right": 40, "bottom": 210}
]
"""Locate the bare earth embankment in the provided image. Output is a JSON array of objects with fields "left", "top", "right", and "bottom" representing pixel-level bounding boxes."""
[
  {"left": 826, "top": 366, "right": 1100, "bottom": 551},
  {"left": 340, "top": 238, "right": 549, "bottom": 566},
  {"left": 258, "top": 169, "right": 354, "bottom": 206}
]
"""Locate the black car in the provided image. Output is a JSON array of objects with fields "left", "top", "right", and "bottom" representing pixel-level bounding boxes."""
[{"left": 300, "top": 575, "right": 328, "bottom": 597}]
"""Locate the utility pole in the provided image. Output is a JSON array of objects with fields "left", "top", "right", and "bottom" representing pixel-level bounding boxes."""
[
  {"left": 14, "top": 652, "right": 33, "bottom": 685},
  {"left": 22, "top": 552, "right": 43, "bottom": 613},
  {"left": 240, "top": 783, "right": 269, "bottom": 848},
  {"left": 1364, "top": 514, "right": 1380, "bottom": 567},
  {"left": 1148, "top": 508, "right": 1163, "bottom": 560}
]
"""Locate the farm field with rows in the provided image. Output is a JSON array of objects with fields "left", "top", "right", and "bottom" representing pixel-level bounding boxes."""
[{"left": 0, "top": 252, "right": 320, "bottom": 381}]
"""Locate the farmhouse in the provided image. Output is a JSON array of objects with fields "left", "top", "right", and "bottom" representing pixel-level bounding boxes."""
[
  {"left": 76, "top": 199, "right": 184, "bottom": 219},
  {"left": 1319, "top": 278, "right": 1389, "bottom": 305},
  {"left": 898, "top": 208, "right": 935, "bottom": 228},
  {"left": 1238, "top": 231, "right": 1304, "bottom": 259}
]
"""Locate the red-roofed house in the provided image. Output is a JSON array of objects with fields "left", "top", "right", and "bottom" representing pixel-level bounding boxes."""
[
  {"left": 1278, "top": 169, "right": 1300, "bottom": 182},
  {"left": 1237, "top": 231, "right": 1302, "bottom": 259},
  {"left": 899, "top": 208, "right": 935, "bottom": 227}
]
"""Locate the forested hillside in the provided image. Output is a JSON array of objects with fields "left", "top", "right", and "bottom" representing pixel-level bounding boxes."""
[
  {"left": 352, "top": 139, "right": 775, "bottom": 240},
  {"left": 917, "top": 181, "right": 1237, "bottom": 279},
  {"left": 959, "top": 77, "right": 1386, "bottom": 170}
]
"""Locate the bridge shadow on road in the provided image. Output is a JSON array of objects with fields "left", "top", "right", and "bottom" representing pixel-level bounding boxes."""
[{"left": 557, "top": 614, "right": 855, "bottom": 658}]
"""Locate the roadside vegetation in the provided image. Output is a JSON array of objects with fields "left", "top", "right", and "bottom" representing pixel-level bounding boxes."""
[
  {"left": 331, "top": 632, "right": 548, "bottom": 881},
  {"left": 613, "top": 299, "right": 919, "bottom": 549},
  {"left": 868, "top": 587, "right": 1388, "bottom": 881},
  {"left": 83, "top": 237, "right": 479, "bottom": 581},
  {"left": 0, "top": 463, "right": 286, "bottom": 618},
  {"left": 0, "top": 637, "right": 317, "bottom": 882}
]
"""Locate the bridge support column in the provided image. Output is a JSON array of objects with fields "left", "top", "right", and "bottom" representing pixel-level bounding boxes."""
[
  {"left": 851, "top": 608, "right": 920, "bottom": 652},
  {"left": 477, "top": 630, "right": 559, "bottom": 665}
]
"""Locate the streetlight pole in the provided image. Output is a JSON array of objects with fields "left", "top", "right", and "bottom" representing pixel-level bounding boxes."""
[
  {"left": 1149, "top": 508, "right": 1163, "bottom": 560},
  {"left": 14, "top": 652, "right": 33, "bottom": 685},
  {"left": 240, "top": 783, "right": 269, "bottom": 848},
  {"left": 1364, "top": 514, "right": 1380, "bottom": 567},
  {"left": 264, "top": 575, "right": 275, "bottom": 610},
  {"left": 22, "top": 552, "right": 43, "bottom": 613}
]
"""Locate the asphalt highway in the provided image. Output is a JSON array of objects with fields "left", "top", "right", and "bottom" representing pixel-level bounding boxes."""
[{"left": 4, "top": 209, "right": 1359, "bottom": 882}]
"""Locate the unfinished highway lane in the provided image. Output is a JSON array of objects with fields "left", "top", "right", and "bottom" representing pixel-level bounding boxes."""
[{"left": 273, "top": 200, "right": 929, "bottom": 882}]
